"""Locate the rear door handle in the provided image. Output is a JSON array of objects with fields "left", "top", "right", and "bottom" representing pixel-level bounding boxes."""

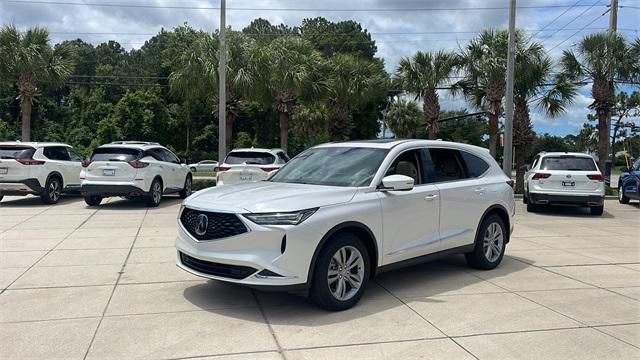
[{"left": 424, "top": 194, "right": 439, "bottom": 201}]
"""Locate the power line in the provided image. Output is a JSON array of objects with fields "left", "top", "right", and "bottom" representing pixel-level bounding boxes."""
[
  {"left": 547, "top": 11, "right": 608, "bottom": 51},
  {"left": 0, "top": 0, "right": 609, "bottom": 11},
  {"left": 528, "top": 0, "right": 584, "bottom": 41},
  {"left": 539, "top": 1, "right": 604, "bottom": 45}
]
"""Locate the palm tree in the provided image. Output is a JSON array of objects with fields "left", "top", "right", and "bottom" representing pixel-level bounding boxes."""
[
  {"left": 457, "top": 29, "right": 511, "bottom": 158},
  {"left": 385, "top": 99, "right": 423, "bottom": 138},
  {"left": 0, "top": 25, "right": 75, "bottom": 141},
  {"left": 249, "top": 36, "right": 323, "bottom": 151},
  {"left": 560, "top": 32, "right": 637, "bottom": 171},
  {"left": 169, "top": 30, "right": 253, "bottom": 155},
  {"left": 325, "top": 54, "right": 388, "bottom": 141},
  {"left": 394, "top": 51, "right": 457, "bottom": 139},
  {"left": 513, "top": 41, "right": 576, "bottom": 193}
]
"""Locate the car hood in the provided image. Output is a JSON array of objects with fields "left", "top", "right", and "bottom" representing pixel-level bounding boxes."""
[{"left": 186, "top": 181, "right": 358, "bottom": 213}]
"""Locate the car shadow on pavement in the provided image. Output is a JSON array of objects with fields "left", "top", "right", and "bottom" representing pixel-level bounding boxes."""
[
  {"left": 0, "top": 194, "right": 82, "bottom": 206},
  {"left": 531, "top": 205, "right": 614, "bottom": 218},
  {"left": 181, "top": 254, "right": 531, "bottom": 325},
  {"left": 96, "top": 196, "right": 183, "bottom": 209}
]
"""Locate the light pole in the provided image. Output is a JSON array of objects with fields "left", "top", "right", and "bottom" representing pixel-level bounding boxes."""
[
  {"left": 502, "top": 0, "right": 516, "bottom": 177},
  {"left": 218, "top": 0, "right": 227, "bottom": 164}
]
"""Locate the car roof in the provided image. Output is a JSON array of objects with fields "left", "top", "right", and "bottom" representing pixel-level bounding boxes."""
[
  {"left": 315, "top": 139, "right": 491, "bottom": 153},
  {"left": 97, "top": 141, "right": 165, "bottom": 150},
  {"left": 538, "top": 152, "right": 594, "bottom": 158},
  {"left": 0, "top": 142, "right": 71, "bottom": 148},
  {"left": 229, "top": 148, "right": 282, "bottom": 154}
]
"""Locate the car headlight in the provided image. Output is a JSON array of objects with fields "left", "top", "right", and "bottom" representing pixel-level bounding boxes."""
[{"left": 242, "top": 208, "right": 318, "bottom": 225}]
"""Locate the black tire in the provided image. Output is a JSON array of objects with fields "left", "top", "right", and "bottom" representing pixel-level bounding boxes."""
[
  {"left": 523, "top": 194, "right": 528, "bottom": 204},
  {"left": 591, "top": 205, "right": 604, "bottom": 216},
  {"left": 526, "top": 203, "right": 537, "bottom": 212},
  {"left": 84, "top": 195, "right": 103, "bottom": 206},
  {"left": 465, "top": 214, "right": 507, "bottom": 270},
  {"left": 41, "top": 176, "right": 62, "bottom": 204},
  {"left": 0, "top": 194, "right": 3, "bottom": 202},
  {"left": 179, "top": 176, "right": 193, "bottom": 199},
  {"left": 618, "top": 185, "right": 630, "bottom": 204},
  {"left": 146, "top": 178, "right": 163, "bottom": 207},
  {"left": 309, "top": 233, "right": 370, "bottom": 311}
]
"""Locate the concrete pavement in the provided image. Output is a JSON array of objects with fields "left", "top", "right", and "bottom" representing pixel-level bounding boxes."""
[{"left": 1, "top": 195, "right": 639, "bottom": 359}]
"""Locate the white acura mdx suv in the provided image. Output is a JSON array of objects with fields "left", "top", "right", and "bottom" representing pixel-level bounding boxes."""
[
  {"left": 0, "top": 142, "right": 84, "bottom": 204},
  {"left": 81, "top": 141, "right": 192, "bottom": 207},
  {"left": 176, "top": 140, "right": 515, "bottom": 310}
]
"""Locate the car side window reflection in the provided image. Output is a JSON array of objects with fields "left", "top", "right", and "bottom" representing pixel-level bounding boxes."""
[
  {"left": 385, "top": 149, "right": 423, "bottom": 185},
  {"left": 428, "top": 148, "right": 467, "bottom": 182}
]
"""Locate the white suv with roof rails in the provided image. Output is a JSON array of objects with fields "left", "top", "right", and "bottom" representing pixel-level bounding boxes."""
[
  {"left": 0, "top": 142, "right": 84, "bottom": 204},
  {"left": 80, "top": 141, "right": 192, "bottom": 207},
  {"left": 176, "top": 140, "right": 515, "bottom": 310},
  {"left": 215, "top": 148, "right": 289, "bottom": 186},
  {"left": 524, "top": 152, "right": 605, "bottom": 215}
]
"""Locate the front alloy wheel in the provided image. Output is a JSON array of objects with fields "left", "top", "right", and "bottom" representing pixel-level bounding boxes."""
[
  {"left": 328, "top": 246, "right": 365, "bottom": 301},
  {"left": 310, "top": 233, "right": 370, "bottom": 311}
]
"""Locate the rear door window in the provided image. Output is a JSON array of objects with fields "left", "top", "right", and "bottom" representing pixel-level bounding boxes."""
[
  {"left": 0, "top": 146, "right": 35, "bottom": 159},
  {"left": 91, "top": 148, "right": 141, "bottom": 162},
  {"left": 460, "top": 151, "right": 490, "bottom": 178},
  {"left": 225, "top": 152, "right": 276, "bottom": 165},
  {"left": 541, "top": 156, "right": 597, "bottom": 171},
  {"left": 428, "top": 148, "right": 467, "bottom": 182},
  {"left": 44, "top": 146, "right": 71, "bottom": 161}
]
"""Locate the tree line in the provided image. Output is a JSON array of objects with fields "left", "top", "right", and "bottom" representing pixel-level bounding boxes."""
[{"left": 1, "top": 18, "right": 639, "bottom": 193}]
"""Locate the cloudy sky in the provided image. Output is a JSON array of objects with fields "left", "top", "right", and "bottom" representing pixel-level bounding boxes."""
[{"left": 2, "top": 0, "right": 639, "bottom": 136}]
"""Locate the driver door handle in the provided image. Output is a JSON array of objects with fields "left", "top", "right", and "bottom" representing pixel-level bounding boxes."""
[{"left": 424, "top": 194, "right": 439, "bottom": 201}]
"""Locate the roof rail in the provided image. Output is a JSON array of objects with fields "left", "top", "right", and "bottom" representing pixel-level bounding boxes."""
[{"left": 110, "top": 141, "right": 159, "bottom": 145}]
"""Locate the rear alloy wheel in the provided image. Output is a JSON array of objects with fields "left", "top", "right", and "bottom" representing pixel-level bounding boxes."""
[
  {"left": 590, "top": 205, "right": 604, "bottom": 216},
  {"left": 619, "top": 185, "right": 630, "bottom": 204},
  {"left": 310, "top": 233, "right": 370, "bottom": 311},
  {"left": 41, "top": 177, "right": 62, "bottom": 204},
  {"left": 146, "top": 179, "right": 163, "bottom": 207},
  {"left": 179, "top": 176, "right": 192, "bottom": 199},
  {"left": 84, "top": 195, "right": 103, "bottom": 206},
  {"left": 465, "top": 214, "right": 506, "bottom": 270}
]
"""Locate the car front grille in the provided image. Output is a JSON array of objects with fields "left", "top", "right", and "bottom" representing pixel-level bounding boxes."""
[
  {"left": 180, "top": 208, "right": 248, "bottom": 241},
  {"left": 179, "top": 252, "right": 257, "bottom": 279}
]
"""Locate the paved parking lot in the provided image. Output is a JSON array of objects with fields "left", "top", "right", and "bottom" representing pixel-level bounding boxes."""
[{"left": 1, "top": 195, "right": 639, "bottom": 360}]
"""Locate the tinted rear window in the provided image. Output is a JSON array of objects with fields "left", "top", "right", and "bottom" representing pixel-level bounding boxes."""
[
  {"left": 460, "top": 151, "right": 490, "bottom": 177},
  {"left": 225, "top": 152, "right": 275, "bottom": 165},
  {"left": 541, "top": 156, "right": 597, "bottom": 171},
  {"left": 91, "top": 147, "right": 141, "bottom": 162},
  {"left": 0, "top": 146, "right": 35, "bottom": 159}
]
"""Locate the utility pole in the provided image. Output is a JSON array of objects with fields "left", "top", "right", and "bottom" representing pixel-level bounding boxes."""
[
  {"left": 502, "top": 0, "right": 516, "bottom": 177},
  {"left": 218, "top": 0, "right": 227, "bottom": 164},
  {"left": 605, "top": 0, "right": 618, "bottom": 187}
]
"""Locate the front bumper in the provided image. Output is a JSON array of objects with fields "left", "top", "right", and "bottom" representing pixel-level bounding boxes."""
[
  {"left": 81, "top": 182, "right": 146, "bottom": 197},
  {"left": 529, "top": 192, "right": 604, "bottom": 206},
  {"left": 175, "top": 209, "right": 322, "bottom": 289},
  {"left": 0, "top": 179, "right": 44, "bottom": 195}
]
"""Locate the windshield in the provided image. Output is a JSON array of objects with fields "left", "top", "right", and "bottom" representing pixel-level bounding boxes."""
[
  {"left": 270, "top": 147, "right": 388, "bottom": 187},
  {"left": 91, "top": 148, "right": 141, "bottom": 162},
  {"left": 0, "top": 146, "right": 35, "bottom": 159},
  {"left": 225, "top": 151, "right": 275, "bottom": 165},
  {"left": 541, "top": 156, "right": 597, "bottom": 171}
]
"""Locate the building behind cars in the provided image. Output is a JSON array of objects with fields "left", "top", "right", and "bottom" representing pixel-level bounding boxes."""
[
  {"left": 80, "top": 141, "right": 192, "bottom": 207},
  {"left": 215, "top": 148, "right": 289, "bottom": 186},
  {"left": 0, "top": 142, "right": 84, "bottom": 204}
]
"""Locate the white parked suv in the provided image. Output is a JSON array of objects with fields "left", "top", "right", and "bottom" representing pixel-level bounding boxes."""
[
  {"left": 524, "top": 152, "right": 605, "bottom": 215},
  {"left": 0, "top": 142, "right": 84, "bottom": 204},
  {"left": 215, "top": 148, "right": 289, "bottom": 186},
  {"left": 176, "top": 140, "right": 515, "bottom": 310},
  {"left": 81, "top": 141, "right": 192, "bottom": 207}
]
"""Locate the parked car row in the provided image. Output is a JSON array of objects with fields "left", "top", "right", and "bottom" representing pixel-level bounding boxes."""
[
  {"left": 618, "top": 156, "right": 640, "bottom": 204},
  {"left": 0, "top": 141, "right": 192, "bottom": 207}
]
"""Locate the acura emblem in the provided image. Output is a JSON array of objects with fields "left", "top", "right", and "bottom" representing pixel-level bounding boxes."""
[
  {"left": 566, "top": 174, "right": 572, "bottom": 179},
  {"left": 194, "top": 214, "right": 208, "bottom": 236}
]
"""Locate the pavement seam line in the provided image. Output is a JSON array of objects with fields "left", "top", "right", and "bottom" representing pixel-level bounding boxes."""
[
  {"left": 82, "top": 207, "right": 149, "bottom": 360},
  {"left": 251, "top": 289, "right": 287, "bottom": 360},
  {"left": 463, "top": 263, "right": 640, "bottom": 350},
  {"left": 0, "top": 205, "right": 101, "bottom": 295},
  {"left": 373, "top": 279, "right": 480, "bottom": 360}
]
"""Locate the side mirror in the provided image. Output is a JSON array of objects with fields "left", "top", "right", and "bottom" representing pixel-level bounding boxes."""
[
  {"left": 180, "top": 158, "right": 187, "bottom": 164},
  {"left": 381, "top": 174, "right": 414, "bottom": 191}
]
